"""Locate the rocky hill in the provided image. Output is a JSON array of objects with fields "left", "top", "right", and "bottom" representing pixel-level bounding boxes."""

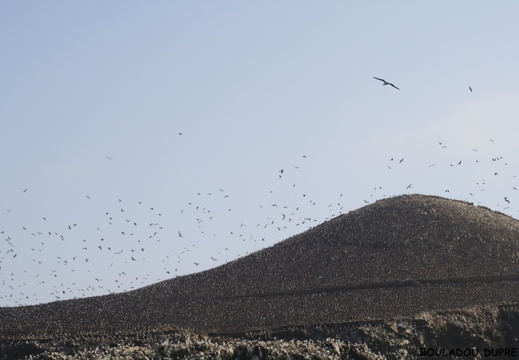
[{"left": 1, "top": 194, "right": 519, "bottom": 339}]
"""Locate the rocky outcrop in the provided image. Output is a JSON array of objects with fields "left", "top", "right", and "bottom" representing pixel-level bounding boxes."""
[{"left": 1, "top": 304, "right": 518, "bottom": 359}]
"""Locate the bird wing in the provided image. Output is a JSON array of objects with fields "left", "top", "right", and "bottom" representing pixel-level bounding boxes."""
[
  {"left": 390, "top": 83, "right": 400, "bottom": 90},
  {"left": 373, "top": 77, "right": 386, "bottom": 82}
]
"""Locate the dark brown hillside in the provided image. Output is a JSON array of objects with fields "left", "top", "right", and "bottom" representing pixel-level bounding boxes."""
[
  {"left": 2, "top": 194, "right": 519, "bottom": 338},
  {"left": 145, "top": 193, "right": 519, "bottom": 303}
]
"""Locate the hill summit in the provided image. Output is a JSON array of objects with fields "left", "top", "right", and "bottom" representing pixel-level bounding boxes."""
[{"left": 2, "top": 194, "right": 519, "bottom": 338}]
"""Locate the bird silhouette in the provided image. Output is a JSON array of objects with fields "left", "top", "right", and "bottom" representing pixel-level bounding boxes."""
[{"left": 373, "top": 77, "right": 400, "bottom": 90}]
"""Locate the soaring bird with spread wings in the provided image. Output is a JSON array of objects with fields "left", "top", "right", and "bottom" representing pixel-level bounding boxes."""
[{"left": 373, "top": 77, "right": 400, "bottom": 90}]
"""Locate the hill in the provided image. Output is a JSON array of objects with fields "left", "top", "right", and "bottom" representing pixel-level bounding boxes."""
[{"left": 2, "top": 194, "right": 519, "bottom": 338}]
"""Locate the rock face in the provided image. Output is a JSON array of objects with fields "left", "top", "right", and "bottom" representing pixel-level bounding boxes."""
[
  {"left": 1, "top": 305, "right": 518, "bottom": 359},
  {"left": 1, "top": 194, "right": 519, "bottom": 338}
]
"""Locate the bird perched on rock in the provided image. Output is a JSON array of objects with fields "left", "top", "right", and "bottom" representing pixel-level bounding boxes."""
[{"left": 373, "top": 77, "right": 400, "bottom": 90}]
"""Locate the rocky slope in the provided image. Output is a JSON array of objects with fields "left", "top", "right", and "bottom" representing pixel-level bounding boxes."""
[{"left": 1, "top": 304, "right": 518, "bottom": 359}]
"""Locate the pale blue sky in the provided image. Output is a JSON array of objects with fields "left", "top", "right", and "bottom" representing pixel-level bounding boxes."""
[{"left": 2, "top": 2, "right": 519, "bottom": 306}]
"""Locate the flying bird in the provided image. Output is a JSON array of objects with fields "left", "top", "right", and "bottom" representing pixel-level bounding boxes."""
[
  {"left": 373, "top": 77, "right": 400, "bottom": 90},
  {"left": 469, "top": 86, "right": 472, "bottom": 92}
]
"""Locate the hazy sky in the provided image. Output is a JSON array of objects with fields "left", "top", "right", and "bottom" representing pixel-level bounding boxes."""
[{"left": 2, "top": 2, "right": 519, "bottom": 306}]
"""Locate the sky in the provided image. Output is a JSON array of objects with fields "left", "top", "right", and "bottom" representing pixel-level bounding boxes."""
[{"left": 1, "top": 2, "right": 519, "bottom": 307}]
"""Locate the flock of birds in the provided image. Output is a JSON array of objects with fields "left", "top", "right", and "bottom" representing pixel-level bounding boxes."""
[
  {"left": 1, "top": 77, "right": 517, "bottom": 307},
  {"left": 1, "top": 153, "right": 342, "bottom": 306}
]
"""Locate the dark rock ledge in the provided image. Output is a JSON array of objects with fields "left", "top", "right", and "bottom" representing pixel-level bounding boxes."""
[{"left": 2, "top": 304, "right": 518, "bottom": 360}]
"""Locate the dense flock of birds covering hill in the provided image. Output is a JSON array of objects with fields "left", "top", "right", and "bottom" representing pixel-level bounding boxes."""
[
  {"left": 1, "top": 194, "right": 519, "bottom": 338},
  {"left": 1, "top": 134, "right": 518, "bottom": 308}
]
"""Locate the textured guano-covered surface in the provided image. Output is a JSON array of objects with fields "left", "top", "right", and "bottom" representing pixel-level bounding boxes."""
[
  {"left": 1, "top": 194, "right": 519, "bottom": 337},
  {"left": 1, "top": 305, "right": 519, "bottom": 359}
]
